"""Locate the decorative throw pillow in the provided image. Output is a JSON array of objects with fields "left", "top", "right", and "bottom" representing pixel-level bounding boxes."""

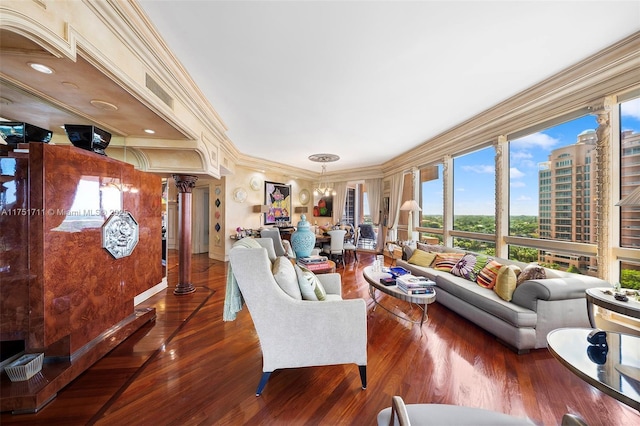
[
  {"left": 476, "top": 260, "right": 504, "bottom": 289},
  {"left": 469, "top": 254, "right": 490, "bottom": 282},
  {"left": 450, "top": 253, "right": 478, "bottom": 281},
  {"left": 402, "top": 245, "right": 415, "bottom": 260},
  {"left": 516, "top": 263, "right": 547, "bottom": 286},
  {"left": 494, "top": 265, "right": 521, "bottom": 301},
  {"left": 272, "top": 257, "right": 302, "bottom": 299},
  {"left": 408, "top": 250, "right": 437, "bottom": 268},
  {"left": 294, "top": 264, "right": 327, "bottom": 301},
  {"left": 433, "top": 252, "right": 465, "bottom": 272}
]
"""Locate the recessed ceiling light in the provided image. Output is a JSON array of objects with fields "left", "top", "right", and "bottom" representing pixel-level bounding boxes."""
[
  {"left": 90, "top": 99, "right": 118, "bottom": 111},
  {"left": 29, "top": 63, "right": 54, "bottom": 74},
  {"left": 144, "top": 129, "right": 155, "bottom": 134},
  {"left": 61, "top": 81, "right": 79, "bottom": 89},
  {"left": 0, "top": 97, "right": 13, "bottom": 105}
]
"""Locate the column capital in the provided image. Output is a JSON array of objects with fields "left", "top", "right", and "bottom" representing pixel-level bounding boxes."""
[{"left": 172, "top": 174, "right": 198, "bottom": 193}]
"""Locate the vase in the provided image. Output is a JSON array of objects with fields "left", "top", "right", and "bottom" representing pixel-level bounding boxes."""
[{"left": 291, "top": 214, "right": 316, "bottom": 258}]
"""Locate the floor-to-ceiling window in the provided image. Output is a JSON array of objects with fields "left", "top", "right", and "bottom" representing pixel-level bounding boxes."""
[
  {"left": 618, "top": 97, "right": 640, "bottom": 289},
  {"left": 508, "top": 114, "right": 599, "bottom": 273},
  {"left": 452, "top": 146, "right": 496, "bottom": 255},
  {"left": 418, "top": 164, "right": 443, "bottom": 243}
]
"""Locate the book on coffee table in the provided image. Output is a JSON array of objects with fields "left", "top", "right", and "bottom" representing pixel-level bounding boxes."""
[{"left": 395, "top": 274, "right": 435, "bottom": 288}]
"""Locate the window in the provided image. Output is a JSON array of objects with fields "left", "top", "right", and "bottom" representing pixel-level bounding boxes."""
[
  {"left": 509, "top": 115, "right": 598, "bottom": 273},
  {"left": 419, "top": 164, "right": 443, "bottom": 231},
  {"left": 453, "top": 147, "right": 495, "bottom": 235},
  {"left": 619, "top": 98, "right": 640, "bottom": 249}
]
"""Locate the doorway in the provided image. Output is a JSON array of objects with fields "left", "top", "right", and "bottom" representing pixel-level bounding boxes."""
[{"left": 193, "top": 187, "right": 210, "bottom": 254}]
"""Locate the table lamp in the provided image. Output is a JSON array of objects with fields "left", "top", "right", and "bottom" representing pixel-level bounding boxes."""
[{"left": 400, "top": 199, "right": 421, "bottom": 241}]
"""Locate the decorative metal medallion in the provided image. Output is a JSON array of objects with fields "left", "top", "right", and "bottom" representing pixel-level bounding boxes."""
[{"left": 102, "top": 211, "right": 139, "bottom": 259}]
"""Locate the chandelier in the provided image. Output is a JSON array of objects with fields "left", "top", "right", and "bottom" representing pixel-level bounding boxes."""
[
  {"left": 309, "top": 153, "right": 340, "bottom": 197},
  {"left": 313, "top": 165, "right": 336, "bottom": 196}
]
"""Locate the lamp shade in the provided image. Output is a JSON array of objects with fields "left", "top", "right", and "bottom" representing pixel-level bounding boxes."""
[
  {"left": 400, "top": 200, "right": 421, "bottom": 211},
  {"left": 616, "top": 186, "right": 640, "bottom": 207},
  {"left": 253, "top": 205, "right": 270, "bottom": 213}
]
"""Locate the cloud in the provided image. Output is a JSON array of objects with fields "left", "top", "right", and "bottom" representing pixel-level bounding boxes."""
[
  {"left": 510, "top": 181, "right": 526, "bottom": 188},
  {"left": 511, "top": 132, "right": 559, "bottom": 150},
  {"left": 516, "top": 195, "right": 532, "bottom": 201},
  {"left": 510, "top": 151, "right": 532, "bottom": 161},
  {"left": 621, "top": 98, "right": 640, "bottom": 121},
  {"left": 461, "top": 164, "right": 494, "bottom": 174},
  {"left": 510, "top": 167, "right": 525, "bottom": 179}
]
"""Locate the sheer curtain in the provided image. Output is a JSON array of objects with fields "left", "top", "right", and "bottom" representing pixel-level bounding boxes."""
[
  {"left": 387, "top": 172, "right": 404, "bottom": 242},
  {"left": 332, "top": 181, "right": 348, "bottom": 223},
  {"left": 365, "top": 178, "right": 383, "bottom": 250}
]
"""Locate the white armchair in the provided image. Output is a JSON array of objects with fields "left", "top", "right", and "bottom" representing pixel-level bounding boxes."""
[{"left": 229, "top": 243, "right": 368, "bottom": 396}]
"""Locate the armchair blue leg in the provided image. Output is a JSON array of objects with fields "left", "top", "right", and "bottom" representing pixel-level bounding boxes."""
[
  {"left": 256, "top": 371, "right": 272, "bottom": 396},
  {"left": 358, "top": 365, "right": 367, "bottom": 389}
]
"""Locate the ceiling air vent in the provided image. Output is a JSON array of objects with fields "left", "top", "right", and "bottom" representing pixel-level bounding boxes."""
[{"left": 145, "top": 74, "right": 173, "bottom": 108}]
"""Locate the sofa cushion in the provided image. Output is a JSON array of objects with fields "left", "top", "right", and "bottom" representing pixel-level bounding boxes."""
[
  {"left": 494, "top": 264, "right": 521, "bottom": 301},
  {"left": 451, "top": 253, "right": 480, "bottom": 281},
  {"left": 408, "top": 250, "right": 437, "bottom": 267},
  {"left": 517, "top": 263, "right": 547, "bottom": 285},
  {"left": 294, "top": 264, "right": 327, "bottom": 301},
  {"left": 272, "top": 257, "right": 302, "bottom": 299},
  {"left": 476, "top": 259, "right": 503, "bottom": 289},
  {"left": 433, "top": 252, "right": 465, "bottom": 272},
  {"left": 435, "top": 274, "right": 537, "bottom": 328}
]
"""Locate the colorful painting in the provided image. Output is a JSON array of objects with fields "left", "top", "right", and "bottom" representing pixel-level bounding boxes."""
[
  {"left": 314, "top": 196, "right": 333, "bottom": 217},
  {"left": 264, "top": 181, "right": 291, "bottom": 225}
]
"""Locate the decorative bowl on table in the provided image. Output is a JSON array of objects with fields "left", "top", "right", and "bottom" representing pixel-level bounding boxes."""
[{"left": 388, "top": 267, "right": 410, "bottom": 278}]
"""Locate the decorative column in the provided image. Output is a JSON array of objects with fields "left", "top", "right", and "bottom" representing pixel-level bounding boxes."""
[
  {"left": 594, "top": 106, "right": 612, "bottom": 280},
  {"left": 494, "top": 136, "right": 509, "bottom": 259},
  {"left": 173, "top": 174, "right": 198, "bottom": 295}
]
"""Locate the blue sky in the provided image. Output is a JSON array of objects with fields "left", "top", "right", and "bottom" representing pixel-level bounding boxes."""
[{"left": 422, "top": 97, "right": 640, "bottom": 216}]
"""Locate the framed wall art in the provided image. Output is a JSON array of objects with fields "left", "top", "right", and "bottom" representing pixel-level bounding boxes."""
[{"left": 264, "top": 181, "right": 291, "bottom": 225}]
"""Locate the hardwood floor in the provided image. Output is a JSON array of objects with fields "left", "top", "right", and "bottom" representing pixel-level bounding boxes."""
[{"left": 2, "top": 251, "right": 638, "bottom": 425}]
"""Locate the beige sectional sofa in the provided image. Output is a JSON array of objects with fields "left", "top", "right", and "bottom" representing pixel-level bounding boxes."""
[{"left": 396, "top": 244, "right": 609, "bottom": 353}]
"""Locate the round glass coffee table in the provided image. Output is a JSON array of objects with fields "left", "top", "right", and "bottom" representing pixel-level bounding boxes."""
[
  {"left": 363, "top": 266, "right": 436, "bottom": 327},
  {"left": 547, "top": 327, "right": 640, "bottom": 411}
]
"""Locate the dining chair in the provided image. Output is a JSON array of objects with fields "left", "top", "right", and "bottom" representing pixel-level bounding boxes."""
[
  {"left": 322, "top": 229, "right": 347, "bottom": 267},
  {"left": 343, "top": 226, "right": 358, "bottom": 263},
  {"left": 358, "top": 224, "right": 377, "bottom": 250},
  {"left": 260, "top": 228, "right": 294, "bottom": 258}
]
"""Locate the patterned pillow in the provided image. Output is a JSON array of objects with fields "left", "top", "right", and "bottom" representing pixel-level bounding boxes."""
[
  {"left": 476, "top": 260, "right": 504, "bottom": 289},
  {"left": 408, "top": 250, "right": 437, "bottom": 267},
  {"left": 516, "top": 264, "right": 546, "bottom": 285},
  {"left": 294, "top": 264, "right": 326, "bottom": 301},
  {"left": 494, "top": 264, "right": 521, "bottom": 301},
  {"left": 469, "top": 254, "right": 490, "bottom": 282},
  {"left": 433, "top": 252, "right": 465, "bottom": 272},
  {"left": 450, "top": 253, "right": 478, "bottom": 281},
  {"left": 272, "top": 257, "right": 302, "bottom": 299}
]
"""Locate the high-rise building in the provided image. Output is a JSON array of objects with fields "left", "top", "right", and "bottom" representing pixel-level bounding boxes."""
[
  {"left": 620, "top": 130, "right": 640, "bottom": 249},
  {"left": 538, "top": 130, "right": 598, "bottom": 272}
]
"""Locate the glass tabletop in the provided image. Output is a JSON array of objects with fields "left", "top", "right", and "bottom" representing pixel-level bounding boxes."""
[{"left": 547, "top": 328, "right": 640, "bottom": 411}]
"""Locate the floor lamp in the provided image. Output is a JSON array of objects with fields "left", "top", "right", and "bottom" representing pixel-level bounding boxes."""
[{"left": 400, "top": 199, "right": 421, "bottom": 242}]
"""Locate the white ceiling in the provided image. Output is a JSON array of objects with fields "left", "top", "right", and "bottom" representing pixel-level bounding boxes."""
[{"left": 137, "top": 1, "right": 640, "bottom": 171}]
